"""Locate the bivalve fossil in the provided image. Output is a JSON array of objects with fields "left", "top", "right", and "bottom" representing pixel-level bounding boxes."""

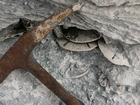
[
  {"left": 63, "top": 27, "right": 100, "bottom": 43},
  {"left": 98, "top": 39, "right": 130, "bottom": 67},
  {"left": 56, "top": 38, "right": 97, "bottom": 52}
]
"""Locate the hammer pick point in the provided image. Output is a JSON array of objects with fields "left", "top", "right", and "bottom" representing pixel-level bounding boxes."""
[{"left": 72, "top": 2, "right": 83, "bottom": 11}]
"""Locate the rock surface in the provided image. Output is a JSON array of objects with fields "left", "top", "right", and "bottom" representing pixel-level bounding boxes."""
[
  {"left": 1, "top": 0, "right": 140, "bottom": 44},
  {"left": 0, "top": 0, "right": 140, "bottom": 105}
]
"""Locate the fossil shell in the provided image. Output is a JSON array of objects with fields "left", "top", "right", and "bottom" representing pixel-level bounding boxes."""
[
  {"left": 56, "top": 38, "right": 97, "bottom": 51},
  {"left": 63, "top": 27, "right": 100, "bottom": 43},
  {"left": 98, "top": 39, "right": 130, "bottom": 67}
]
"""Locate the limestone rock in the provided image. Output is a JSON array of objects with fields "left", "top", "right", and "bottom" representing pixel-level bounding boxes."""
[{"left": 0, "top": 0, "right": 140, "bottom": 105}]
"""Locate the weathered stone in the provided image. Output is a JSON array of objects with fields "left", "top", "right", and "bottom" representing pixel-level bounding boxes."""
[{"left": 0, "top": 0, "right": 140, "bottom": 105}]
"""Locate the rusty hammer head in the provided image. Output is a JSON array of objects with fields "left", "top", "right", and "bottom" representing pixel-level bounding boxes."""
[{"left": 0, "top": 3, "right": 84, "bottom": 105}]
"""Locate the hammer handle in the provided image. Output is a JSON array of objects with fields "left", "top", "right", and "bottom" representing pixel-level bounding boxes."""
[{"left": 27, "top": 57, "right": 84, "bottom": 105}]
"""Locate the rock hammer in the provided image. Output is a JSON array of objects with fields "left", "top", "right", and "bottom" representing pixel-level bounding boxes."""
[{"left": 0, "top": 3, "right": 84, "bottom": 105}]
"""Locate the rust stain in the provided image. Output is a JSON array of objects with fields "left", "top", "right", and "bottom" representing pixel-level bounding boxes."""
[
  {"left": 57, "top": 8, "right": 73, "bottom": 21},
  {"left": 57, "top": 14, "right": 66, "bottom": 21},
  {"left": 41, "top": 21, "right": 46, "bottom": 28},
  {"left": 49, "top": 17, "right": 53, "bottom": 20}
]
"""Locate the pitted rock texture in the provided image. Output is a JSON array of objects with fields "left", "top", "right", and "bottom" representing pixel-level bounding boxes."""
[{"left": 0, "top": 0, "right": 140, "bottom": 105}]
